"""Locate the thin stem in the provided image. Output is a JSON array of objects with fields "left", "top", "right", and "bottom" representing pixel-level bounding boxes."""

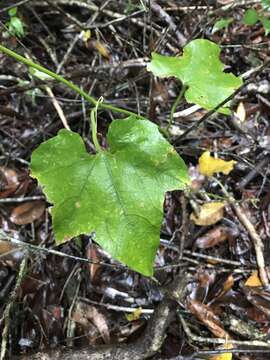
[
  {"left": 91, "top": 97, "right": 102, "bottom": 153},
  {"left": 0, "top": 44, "right": 144, "bottom": 119},
  {"left": 167, "top": 84, "right": 187, "bottom": 131}
]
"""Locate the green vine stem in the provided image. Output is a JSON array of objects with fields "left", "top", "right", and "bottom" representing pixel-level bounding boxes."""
[
  {"left": 0, "top": 44, "right": 144, "bottom": 119},
  {"left": 167, "top": 84, "right": 187, "bottom": 131}
]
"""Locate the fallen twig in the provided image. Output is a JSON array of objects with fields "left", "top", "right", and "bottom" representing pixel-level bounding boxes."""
[{"left": 214, "top": 179, "right": 269, "bottom": 286}]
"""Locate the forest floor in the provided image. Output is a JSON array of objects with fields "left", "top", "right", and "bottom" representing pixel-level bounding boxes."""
[{"left": 1, "top": 0, "right": 270, "bottom": 359}]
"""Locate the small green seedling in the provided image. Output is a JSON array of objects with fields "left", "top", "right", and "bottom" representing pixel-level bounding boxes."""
[
  {"left": 243, "top": 7, "right": 270, "bottom": 35},
  {"left": 212, "top": 18, "right": 233, "bottom": 34},
  {"left": 124, "top": 0, "right": 145, "bottom": 14},
  {"left": 261, "top": 0, "right": 270, "bottom": 11},
  {"left": 5, "top": 7, "right": 26, "bottom": 38},
  {"left": 17, "top": 79, "right": 44, "bottom": 106}
]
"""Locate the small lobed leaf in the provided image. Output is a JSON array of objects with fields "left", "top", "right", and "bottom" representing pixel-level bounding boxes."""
[
  {"left": 198, "top": 151, "right": 236, "bottom": 177},
  {"left": 30, "top": 116, "right": 190, "bottom": 276},
  {"left": 147, "top": 39, "right": 243, "bottom": 114}
]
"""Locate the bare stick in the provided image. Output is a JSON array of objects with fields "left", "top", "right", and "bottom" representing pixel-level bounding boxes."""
[
  {"left": 233, "top": 201, "right": 269, "bottom": 286},
  {"left": 45, "top": 86, "right": 70, "bottom": 130},
  {"left": 0, "top": 230, "right": 125, "bottom": 270},
  {"left": 148, "top": 1, "right": 187, "bottom": 47},
  {"left": 179, "top": 313, "right": 270, "bottom": 348},
  {"left": 214, "top": 179, "right": 269, "bottom": 286}
]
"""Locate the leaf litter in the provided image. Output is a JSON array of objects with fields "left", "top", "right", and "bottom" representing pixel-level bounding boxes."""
[{"left": 0, "top": 1, "right": 270, "bottom": 359}]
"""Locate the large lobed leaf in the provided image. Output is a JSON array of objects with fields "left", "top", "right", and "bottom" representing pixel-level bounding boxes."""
[
  {"left": 147, "top": 39, "right": 243, "bottom": 114},
  {"left": 31, "top": 116, "right": 190, "bottom": 276}
]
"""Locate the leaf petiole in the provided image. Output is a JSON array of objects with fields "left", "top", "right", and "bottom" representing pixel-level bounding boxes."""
[
  {"left": 90, "top": 97, "right": 103, "bottom": 153},
  {"left": 168, "top": 84, "right": 187, "bottom": 131}
]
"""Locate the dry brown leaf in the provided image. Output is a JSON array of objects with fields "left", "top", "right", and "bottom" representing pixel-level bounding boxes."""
[
  {"left": 0, "top": 240, "right": 15, "bottom": 254},
  {"left": 191, "top": 202, "right": 225, "bottom": 226},
  {"left": 242, "top": 286, "right": 270, "bottom": 319},
  {"left": 198, "top": 151, "right": 236, "bottom": 177},
  {"left": 195, "top": 226, "right": 229, "bottom": 249},
  {"left": 245, "top": 271, "right": 262, "bottom": 287},
  {"left": 10, "top": 201, "right": 45, "bottom": 225},
  {"left": 86, "top": 243, "right": 100, "bottom": 283},
  {"left": 223, "top": 274, "right": 234, "bottom": 294},
  {"left": 72, "top": 302, "right": 110, "bottom": 344},
  {"left": 236, "top": 102, "right": 246, "bottom": 122},
  {"left": 0, "top": 167, "right": 19, "bottom": 198},
  {"left": 214, "top": 274, "right": 234, "bottom": 301},
  {"left": 188, "top": 299, "right": 229, "bottom": 339}
]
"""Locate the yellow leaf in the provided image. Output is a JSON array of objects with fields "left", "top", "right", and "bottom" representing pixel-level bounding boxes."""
[
  {"left": 236, "top": 101, "right": 246, "bottom": 122},
  {"left": 125, "top": 307, "right": 142, "bottom": 321},
  {"left": 209, "top": 343, "right": 233, "bottom": 360},
  {"left": 94, "top": 40, "right": 109, "bottom": 59},
  {"left": 83, "top": 30, "right": 91, "bottom": 43},
  {"left": 190, "top": 202, "right": 225, "bottom": 226},
  {"left": 245, "top": 270, "right": 262, "bottom": 287},
  {"left": 199, "top": 151, "right": 236, "bottom": 177}
]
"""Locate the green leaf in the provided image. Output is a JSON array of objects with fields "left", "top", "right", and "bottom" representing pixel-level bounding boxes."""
[
  {"left": 260, "top": 15, "right": 270, "bottom": 34},
  {"left": 212, "top": 17, "right": 233, "bottom": 34},
  {"left": 243, "top": 9, "right": 259, "bottom": 25},
  {"left": 8, "top": 16, "right": 26, "bottom": 38},
  {"left": 29, "top": 67, "right": 53, "bottom": 81},
  {"left": 8, "top": 7, "right": 17, "bottom": 17},
  {"left": 147, "top": 39, "right": 243, "bottom": 114},
  {"left": 261, "top": 0, "right": 270, "bottom": 11},
  {"left": 30, "top": 117, "right": 190, "bottom": 276}
]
